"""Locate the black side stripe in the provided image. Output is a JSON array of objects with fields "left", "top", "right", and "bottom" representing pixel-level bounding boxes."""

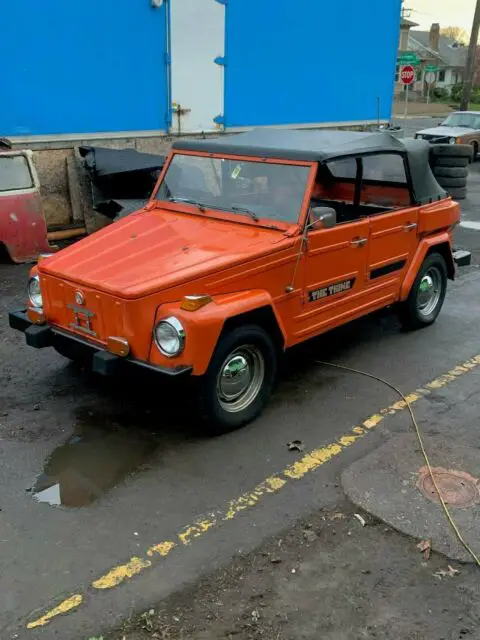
[{"left": 370, "top": 259, "right": 407, "bottom": 279}]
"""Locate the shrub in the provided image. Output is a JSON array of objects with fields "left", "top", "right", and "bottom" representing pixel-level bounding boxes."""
[
  {"left": 450, "top": 83, "right": 465, "bottom": 103},
  {"left": 432, "top": 87, "right": 449, "bottom": 101}
]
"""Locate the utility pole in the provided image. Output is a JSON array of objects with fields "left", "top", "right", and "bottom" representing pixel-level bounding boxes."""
[{"left": 460, "top": 0, "right": 480, "bottom": 111}]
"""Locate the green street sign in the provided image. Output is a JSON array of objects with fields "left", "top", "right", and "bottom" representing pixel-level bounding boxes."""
[
  {"left": 425, "top": 65, "right": 438, "bottom": 71},
  {"left": 398, "top": 52, "right": 421, "bottom": 66}
]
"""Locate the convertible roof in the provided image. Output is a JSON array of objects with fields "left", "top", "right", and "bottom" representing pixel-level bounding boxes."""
[
  {"left": 173, "top": 129, "right": 446, "bottom": 205},
  {"left": 172, "top": 128, "right": 409, "bottom": 162}
]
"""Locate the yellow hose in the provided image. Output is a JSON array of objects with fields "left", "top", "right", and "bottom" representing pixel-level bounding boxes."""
[{"left": 316, "top": 359, "right": 480, "bottom": 566}]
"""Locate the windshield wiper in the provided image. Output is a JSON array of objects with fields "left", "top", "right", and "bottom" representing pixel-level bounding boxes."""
[
  {"left": 167, "top": 198, "right": 259, "bottom": 222},
  {"left": 230, "top": 205, "right": 259, "bottom": 222},
  {"left": 167, "top": 197, "right": 206, "bottom": 211}
]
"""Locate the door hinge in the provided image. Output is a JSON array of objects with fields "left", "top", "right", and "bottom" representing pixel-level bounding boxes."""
[
  {"left": 214, "top": 56, "right": 227, "bottom": 66},
  {"left": 213, "top": 114, "right": 225, "bottom": 125},
  {"left": 164, "top": 52, "right": 171, "bottom": 66},
  {"left": 215, "top": 0, "right": 227, "bottom": 5}
]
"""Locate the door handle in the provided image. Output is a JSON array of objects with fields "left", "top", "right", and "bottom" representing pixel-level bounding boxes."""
[
  {"left": 351, "top": 237, "right": 368, "bottom": 247},
  {"left": 403, "top": 222, "right": 417, "bottom": 231}
]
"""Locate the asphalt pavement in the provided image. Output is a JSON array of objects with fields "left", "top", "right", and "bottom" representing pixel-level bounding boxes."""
[{"left": 2, "top": 121, "right": 480, "bottom": 639}]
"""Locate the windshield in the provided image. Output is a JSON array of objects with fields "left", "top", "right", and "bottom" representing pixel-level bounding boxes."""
[
  {"left": 156, "top": 154, "right": 311, "bottom": 224},
  {"left": 442, "top": 113, "right": 480, "bottom": 129}
]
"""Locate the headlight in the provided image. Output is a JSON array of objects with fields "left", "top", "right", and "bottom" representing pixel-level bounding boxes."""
[
  {"left": 449, "top": 137, "right": 456, "bottom": 144},
  {"left": 154, "top": 317, "right": 185, "bottom": 357},
  {"left": 28, "top": 276, "right": 43, "bottom": 308}
]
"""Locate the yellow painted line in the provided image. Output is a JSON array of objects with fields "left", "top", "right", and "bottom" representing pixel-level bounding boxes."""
[
  {"left": 92, "top": 557, "right": 151, "bottom": 590},
  {"left": 26, "top": 354, "right": 480, "bottom": 630},
  {"left": 147, "top": 540, "right": 176, "bottom": 557},
  {"left": 26, "top": 595, "right": 83, "bottom": 629}
]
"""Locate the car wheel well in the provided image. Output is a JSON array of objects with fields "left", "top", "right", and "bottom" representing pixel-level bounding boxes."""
[
  {"left": 222, "top": 306, "right": 285, "bottom": 352},
  {"left": 426, "top": 243, "right": 455, "bottom": 280},
  {"left": 0, "top": 242, "right": 12, "bottom": 264}
]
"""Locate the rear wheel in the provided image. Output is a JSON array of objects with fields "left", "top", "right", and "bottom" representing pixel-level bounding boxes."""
[
  {"left": 398, "top": 253, "right": 448, "bottom": 330},
  {"left": 198, "top": 325, "right": 277, "bottom": 435},
  {"left": 473, "top": 142, "right": 478, "bottom": 162}
]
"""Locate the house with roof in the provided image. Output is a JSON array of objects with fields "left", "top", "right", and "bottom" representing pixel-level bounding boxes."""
[{"left": 395, "top": 22, "right": 467, "bottom": 96}]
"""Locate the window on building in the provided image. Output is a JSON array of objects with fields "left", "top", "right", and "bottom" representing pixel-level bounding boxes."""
[
  {"left": 438, "top": 69, "right": 446, "bottom": 82},
  {"left": 395, "top": 65, "right": 399, "bottom": 82}
]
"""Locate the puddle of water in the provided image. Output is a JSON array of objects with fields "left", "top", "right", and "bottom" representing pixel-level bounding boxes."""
[
  {"left": 460, "top": 220, "right": 480, "bottom": 231},
  {"left": 31, "top": 424, "right": 157, "bottom": 507}
]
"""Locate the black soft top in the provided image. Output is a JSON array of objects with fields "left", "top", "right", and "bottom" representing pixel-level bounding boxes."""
[{"left": 172, "top": 129, "right": 446, "bottom": 205}]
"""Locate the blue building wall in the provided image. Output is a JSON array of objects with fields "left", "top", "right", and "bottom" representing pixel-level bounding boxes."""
[
  {"left": 0, "top": 1, "right": 169, "bottom": 137},
  {"left": 1, "top": 0, "right": 401, "bottom": 137},
  {"left": 223, "top": 0, "right": 402, "bottom": 128}
]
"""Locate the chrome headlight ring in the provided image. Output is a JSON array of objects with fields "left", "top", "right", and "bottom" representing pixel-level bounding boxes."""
[
  {"left": 28, "top": 275, "right": 43, "bottom": 308},
  {"left": 153, "top": 316, "right": 186, "bottom": 357}
]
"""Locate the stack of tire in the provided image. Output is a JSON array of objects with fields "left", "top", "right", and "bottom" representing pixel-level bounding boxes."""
[{"left": 429, "top": 144, "right": 472, "bottom": 201}]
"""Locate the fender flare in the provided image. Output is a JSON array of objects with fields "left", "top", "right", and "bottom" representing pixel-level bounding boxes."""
[
  {"left": 152, "top": 290, "right": 287, "bottom": 375},
  {"left": 400, "top": 233, "right": 454, "bottom": 301}
]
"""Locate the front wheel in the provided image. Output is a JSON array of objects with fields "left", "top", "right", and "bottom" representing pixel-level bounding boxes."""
[
  {"left": 198, "top": 325, "right": 277, "bottom": 435},
  {"left": 397, "top": 253, "right": 447, "bottom": 330}
]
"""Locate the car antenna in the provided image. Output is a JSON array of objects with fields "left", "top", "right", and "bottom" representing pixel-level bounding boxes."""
[{"left": 285, "top": 219, "right": 310, "bottom": 293}]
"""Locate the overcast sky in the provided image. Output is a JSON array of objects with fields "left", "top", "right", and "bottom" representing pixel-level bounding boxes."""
[{"left": 408, "top": 0, "right": 475, "bottom": 33}]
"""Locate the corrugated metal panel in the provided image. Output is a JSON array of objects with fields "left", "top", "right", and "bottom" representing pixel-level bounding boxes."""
[
  {"left": 223, "top": 0, "right": 402, "bottom": 128},
  {"left": 0, "top": 0, "right": 169, "bottom": 136}
]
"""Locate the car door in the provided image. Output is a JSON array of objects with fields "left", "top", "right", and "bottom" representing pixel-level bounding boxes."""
[
  {"left": 364, "top": 154, "right": 418, "bottom": 298},
  {"left": 294, "top": 217, "right": 370, "bottom": 342},
  {"left": 0, "top": 151, "right": 50, "bottom": 262}
]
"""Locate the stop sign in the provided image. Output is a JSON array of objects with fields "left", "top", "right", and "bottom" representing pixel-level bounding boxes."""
[{"left": 401, "top": 65, "right": 415, "bottom": 85}]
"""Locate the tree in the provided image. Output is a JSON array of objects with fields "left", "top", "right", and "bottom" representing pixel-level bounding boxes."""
[{"left": 440, "top": 26, "right": 469, "bottom": 45}]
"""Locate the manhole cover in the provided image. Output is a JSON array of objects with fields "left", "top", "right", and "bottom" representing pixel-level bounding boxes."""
[{"left": 417, "top": 466, "right": 480, "bottom": 508}]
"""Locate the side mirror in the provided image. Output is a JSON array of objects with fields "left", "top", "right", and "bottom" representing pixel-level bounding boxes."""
[{"left": 308, "top": 206, "right": 336, "bottom": 231}]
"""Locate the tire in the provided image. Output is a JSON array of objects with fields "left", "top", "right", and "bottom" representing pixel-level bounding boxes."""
[
  {"left": 433, "top": 166, "right": 468, "bottom": 178},
  {"left": 447, "top": 186, "right": 467, "bottom": 200},
  {"left": 398, "top": 253, "right": 447, "bottom": 330},
  {"left": 473, "top": 142, "right": 478, "bottom": 162},
  {"left": 436, "top": 176, "right": 467, "bottom": 188},
  {"left": 197, "top": 324, "right": 277, "bottom": 435},
  {"left": 430, "top": 144, "right": 473, "bottom": 158},
  {"left": 434, "top": 156, "right": 470, "bottom": 168}
]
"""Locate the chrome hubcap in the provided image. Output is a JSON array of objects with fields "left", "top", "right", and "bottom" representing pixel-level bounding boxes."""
[
  {"left": 217, "top": 345, "right": 265, "bottom": 413},
  {"left": 417, "top": 267, "right": 442, "bottom": 317}
]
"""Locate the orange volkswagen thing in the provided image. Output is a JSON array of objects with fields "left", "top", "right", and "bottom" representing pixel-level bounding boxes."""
[{"left": 10, "top": 129, "right": 470, "bottom": 434}]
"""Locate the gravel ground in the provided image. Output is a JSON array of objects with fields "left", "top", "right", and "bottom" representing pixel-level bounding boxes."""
[{"left": 107, "top": 501, "right": 479, "bottom": 640}]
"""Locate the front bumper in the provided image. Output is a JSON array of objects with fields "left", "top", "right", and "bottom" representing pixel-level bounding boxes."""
[{"left": 8, "top": 309, "right": 192, "bottom": 378}]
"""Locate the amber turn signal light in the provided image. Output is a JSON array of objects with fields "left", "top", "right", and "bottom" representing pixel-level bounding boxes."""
[
  {"left": 107, "top": 336, "right": 130, "bottom": 357},
  {"left": 180, "top": 295, "right": 212, "bottom": 312},
  {"left": 27, "top": 308, "right": 46, "bottom": 324}
]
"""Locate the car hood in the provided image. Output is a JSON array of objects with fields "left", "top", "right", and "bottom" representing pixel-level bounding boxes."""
[
  {"left": 39, "top": 209, "right": 284, "bottom": 299},
  {"left": 418, "top": 125, "right": 476, "bottom": 137}
]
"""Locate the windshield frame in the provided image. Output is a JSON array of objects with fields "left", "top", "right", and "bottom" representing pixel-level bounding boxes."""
[{"left": 151, "top": 149, "right": 317, "bottom": 232}]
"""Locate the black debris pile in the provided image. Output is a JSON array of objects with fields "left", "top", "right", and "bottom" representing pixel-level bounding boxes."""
[{"left": 79, "top": 146, "right": 166, "bottom": 220}]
